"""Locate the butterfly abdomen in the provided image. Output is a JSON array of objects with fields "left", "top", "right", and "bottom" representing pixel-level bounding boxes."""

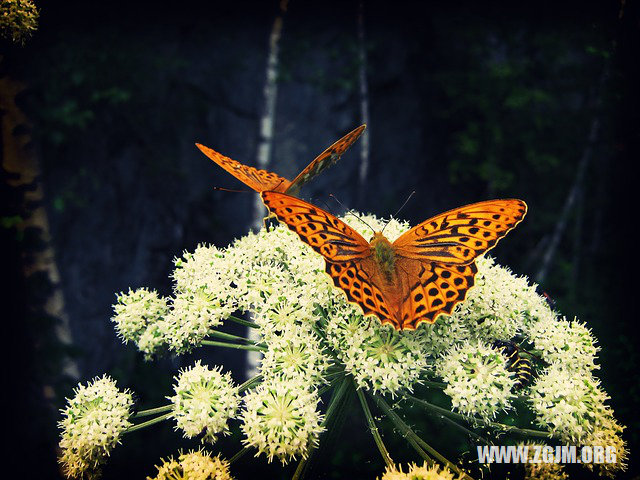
[{"left": 370, "top": 233, "right": 396, "bottom": 283}]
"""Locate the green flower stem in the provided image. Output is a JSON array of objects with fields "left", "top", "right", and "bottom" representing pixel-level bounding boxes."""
[
  {"left": 207, "top": 329, "right": 254, "bottom": 343},
  {"left": 372, "top": 394, "right": 473, "bottom": 480},
  {"left": 421, "top": 379, "right": 447, "bottom": 389},
  {"left": 324, "top": 368, "right": 347, "bottom": 380},
  {"left": 201, "top": 340, "right": 267, "bottom": 351},
  {"left": 238, "top": 374, "right": 263, "bottom": 393},
  {"left": 228, "top": 446, "right": 251, "bottom": 465},
  {"left": 132, "top": 404, "right": 172, "bottom": 418},
  {"left": 124, "top": 412, "right": 173, "bottom": 434},
  {"left": 292, "top": 377, "right": 350, "bottom": 480},
  {"left": 227, "top": 314, "right": 259, "bottom": 329},
  {"left": 370, "top": 393, "right": 435, "bottom": 467},
  {"left": 356, "top": 386, "right": 393, "bottom": 468},
  {"left": 404, "top": 394, "right": 551, "bottom": 439},
  {"left": 407, "top": 397, "right": 491, "bottom": 445}
]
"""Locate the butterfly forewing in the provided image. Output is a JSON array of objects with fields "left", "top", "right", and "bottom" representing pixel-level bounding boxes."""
[
  {"left": 196, "top": 143, "right": 291, "bottom": 193},
  {"left": 261, "top": 191, "right": 370, "bottom": 262},
  {"left": 393, "top": 199, "right": 527, "bottom": 264},
  {"left": 286, "top": 125, "right": 366, "bottom": 196}
]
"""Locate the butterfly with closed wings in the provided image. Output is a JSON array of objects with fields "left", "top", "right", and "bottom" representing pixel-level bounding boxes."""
[
  {"left": 261, "top": 191, "right": 527, "bottom": 330},
  {"left": 196, "top": 125, "right": 365, "bottom": 197}
]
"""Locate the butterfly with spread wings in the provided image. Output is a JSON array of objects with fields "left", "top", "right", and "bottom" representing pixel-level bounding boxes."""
[
  {"left": 261, "top": 191, "right": 527, "bottom": 330},
  {"left": 196, "top": 125, "right": 365, "bottom": 196}
]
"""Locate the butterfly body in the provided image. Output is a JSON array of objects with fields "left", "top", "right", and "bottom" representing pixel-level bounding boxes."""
[
  {"left": 371, "top": 233, "right": 397, "bottom": 282},
  {"left": 261, "top": 191, "right": 527, "bottom": 330}
]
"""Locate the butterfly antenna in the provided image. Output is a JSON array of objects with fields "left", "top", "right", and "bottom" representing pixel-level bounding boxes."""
[
  {"left": 317, "top": 198, "right": 334, "bottom": 213},
  {"left": 213, "top": 186, "right": 252, "bottom": 193},
  {"left": 328, "top": 193, "right": 375, "bottom": 233},
  {"left": 381, "top": 190, "right": 416, "bottom": 234}
]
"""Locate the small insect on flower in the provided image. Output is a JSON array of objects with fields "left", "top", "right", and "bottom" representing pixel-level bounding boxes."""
[
  {"left": 541, "top": 290, "right": 557, "bottom": 310},
  {"left": 492, "top": 340, "right": 535, "bottom": 389}
]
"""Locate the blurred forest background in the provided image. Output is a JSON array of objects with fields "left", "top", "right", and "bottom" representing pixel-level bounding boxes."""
[{"left": 2, "top": 0, "right": 638, "bottom": 478}]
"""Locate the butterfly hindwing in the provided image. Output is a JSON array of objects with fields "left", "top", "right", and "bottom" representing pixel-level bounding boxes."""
[
  {"left": 261, "top": 191, "right": 370, "bottom": 262},
  {"left": 287, "top": 125, "right": 366, "bottom": 196},
  {"left": 196, "top": 143, "right": 291, "bottom": 193},
  {"left": 325, "top": 260, "right": 397, "bottom": 328},
  {"left": 393, "top": 199, "right": 527, "bottom": 264},
  {"left": 397, "top": 260, "right": 477, "bottom": 329}
]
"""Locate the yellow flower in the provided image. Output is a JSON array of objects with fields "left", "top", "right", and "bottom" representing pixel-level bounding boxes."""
[
  {"left": 147, "top": 449, "right": 234, "bottom": 480},
  {"left": 0, "top": 0, "right": 39, "bottom": 44},
  {"left": 378, "top": 461, "right": 466, "bottom": 480}
]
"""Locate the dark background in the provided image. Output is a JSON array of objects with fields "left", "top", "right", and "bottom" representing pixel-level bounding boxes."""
[{"left": 3, "top": 0, "right": 638, "bottom": 478}]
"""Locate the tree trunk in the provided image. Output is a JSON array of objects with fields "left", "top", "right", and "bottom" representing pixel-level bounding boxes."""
[
  {"left": 356, "top": 0, "right": 370, "bottom": 209},
  {"left": 247, "top": 0, "right": 289, "bottom": 377},
  {"left": 250, "top": 0, "right": 288, "bottom": 231},
  {"left": 1, "top": 74, "right": 80, "bottom": 384},
  {"left": 534, "top": 106, "right": 602, "bottom": 284}
]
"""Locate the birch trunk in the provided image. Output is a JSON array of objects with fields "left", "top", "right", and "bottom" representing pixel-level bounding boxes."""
[
  {"left": 250, "top": 0, "right": 288, "bottom": 231},
  {"left": 247, "top": 0, "right": 288, "bottom": 377},
  {"left": 356, "top": 0, "right": 371, "bottom": 209}
]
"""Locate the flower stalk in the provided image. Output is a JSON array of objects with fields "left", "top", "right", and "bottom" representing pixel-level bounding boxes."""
[{"left": 356, "top": 385, "right": 393, "bottom": 468}]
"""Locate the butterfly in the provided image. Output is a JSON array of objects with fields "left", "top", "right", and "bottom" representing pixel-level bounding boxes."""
[
  {"left": 196, "top": 125, "right": 366, "bottom": 196},
  {"left": 261, "top": 192, "right": 527, "bottom": 330}
]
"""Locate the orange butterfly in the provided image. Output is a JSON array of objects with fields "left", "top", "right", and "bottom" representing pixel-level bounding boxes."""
[
  {"left": 196, "top": 125, "right": 365, "bottom": 196},
  {"left": 261, "top": 192, "right": 527, "bottom": 330}
]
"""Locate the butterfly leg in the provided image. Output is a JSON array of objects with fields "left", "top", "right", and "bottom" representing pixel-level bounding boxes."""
[{"left": 262, "top": 212, "right": 277, "bottom": 229}]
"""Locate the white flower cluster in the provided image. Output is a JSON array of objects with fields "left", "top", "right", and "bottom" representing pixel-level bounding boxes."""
[
  {"left": 58, "top": 375, "right": 134, "bottom": 479},
  {"left": 324, "top": 304, "right": 431, "bottom": 396},
  {"left": 435, "top": 340, "right": 515, "bottom": 419},
  {"left": 112, "top": 245, "right": 240, "bottom": 356},
  {"left": 529, "top": 363, "right": 628, "bottom": 476},
  {"left": 99, "top": 209, "right": 627, "bottom": 476},
  {"left": 240, "top": 378, "right": 325, "bottom": 464},
  {"left": 259, "top": 323, "right": 332, "bottom": 387},
  {"left": 112, "top": 287, "right": 169, "bottom": 357},
  {"left": 526, "top": 316, "right": 599, "bottom": 373},
  {"left": 168, "top": 361, "right": 240, "bottom": 443}
]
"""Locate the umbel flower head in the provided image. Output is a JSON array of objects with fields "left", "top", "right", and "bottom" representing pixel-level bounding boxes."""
[
  {"left": 58, "top": 375, "right": 134, "bottom": 479},
  {"left": 112, "top": 287, "right": 169, "bottom": 358},
  {"left": 379, "top": 461, "right": 466, "bottom": 480},
  {"left": 435, "top": 339, "right": 515, "bottom": 420},
  {"left": 520, "top": 442, "right": 570, "bottom": 480},
  {"left": 100, "top": 209, "right": 627, "bottom": 477},
  {"left": 168, "top": 361, "right": 240, "bottom": 443},
  {"left": 240, "top": 377, "right": 325, "bottom": 464},
  {"left": 147, "top": 449, "right": 234, "bottom": 480}
]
